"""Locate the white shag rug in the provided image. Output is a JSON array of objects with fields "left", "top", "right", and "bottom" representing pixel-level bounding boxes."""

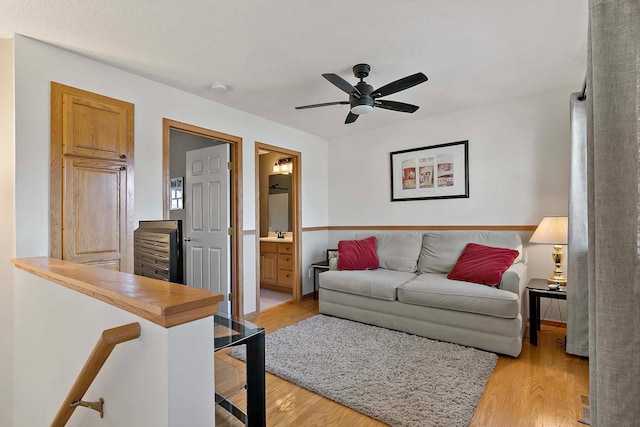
[{"left": 229, "top": 315, "right": 497, "bottom": 427}]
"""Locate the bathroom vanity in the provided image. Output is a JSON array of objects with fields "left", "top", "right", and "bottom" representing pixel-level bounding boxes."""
[{"left": 259, "top": 237, "right": 294, "bottom": 293}]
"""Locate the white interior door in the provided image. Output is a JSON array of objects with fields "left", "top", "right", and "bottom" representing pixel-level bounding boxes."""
[{"left": 186, "top": 144, "right": 230, "bottom": 314}]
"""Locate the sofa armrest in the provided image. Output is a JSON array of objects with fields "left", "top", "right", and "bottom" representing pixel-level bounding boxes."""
[{"left": 499, "top": 262, "right": 528, "bottom": 298}]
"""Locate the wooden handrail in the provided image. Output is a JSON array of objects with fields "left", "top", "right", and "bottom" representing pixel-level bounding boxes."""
[{"left": 51, "top": 322, "right": 141, "bottom": 426}]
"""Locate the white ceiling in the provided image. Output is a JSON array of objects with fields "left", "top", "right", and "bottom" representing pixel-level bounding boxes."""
[{"left": 0, "top": 0, "right": 588, "bottom": 140}]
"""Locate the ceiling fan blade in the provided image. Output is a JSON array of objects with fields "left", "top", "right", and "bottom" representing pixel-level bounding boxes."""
[
  {"left": 372, "top": 73, "right": 428, "bottom": 98},
  {"left": 295, "top": 101, "right": 349, "bottom": 110},
  {"left": 323, "top": 73, "right": 361, "bottom": 97},
  {"left": 375, "top": 100, "right": 420, "bottom": 113},
  {"left": 345, "top": 112, "right": 359, "bottom": 124}
]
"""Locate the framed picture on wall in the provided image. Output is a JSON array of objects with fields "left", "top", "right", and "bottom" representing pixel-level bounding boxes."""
[
  {"left": 390, "top": 140, "right": 469, "bottom": 202},
  {"left": 170, "top": 177, "right": 184, "bottom": 210}
]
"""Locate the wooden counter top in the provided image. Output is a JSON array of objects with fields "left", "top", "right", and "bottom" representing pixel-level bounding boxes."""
[
  {"left": 259, "top": 237, "right": 294, "bottom": 242},
  {"left": 12, "top": 257, "right": 223, "bottom": 328}
]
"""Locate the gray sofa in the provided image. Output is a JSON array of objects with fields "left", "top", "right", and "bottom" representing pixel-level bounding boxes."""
[{"left": 319, "top": 231, "right": 528, "bottom": 357}]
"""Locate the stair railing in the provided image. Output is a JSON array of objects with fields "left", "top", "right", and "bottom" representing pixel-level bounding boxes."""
[{"left": 50, "top": 322, "right": 141, "bottom": 426}]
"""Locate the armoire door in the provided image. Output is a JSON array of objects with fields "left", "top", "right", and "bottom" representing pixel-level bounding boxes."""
[
  {"left": 51, "top": 82, "right": 134, "bottom": 272},
  {"left": 62, "top": 158, "right": 127, "bottom": 270},
  {"left": 61, "top": 92, "right": 130, "bottom": 161}
]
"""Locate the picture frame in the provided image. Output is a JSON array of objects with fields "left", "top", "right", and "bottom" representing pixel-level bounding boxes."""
[
  {"left": 170, "top": 177, "right": 184, "bottom": 210},
  {"left": 326, "top": 249, "right": 339, "bottom": 261},
  {"left": 390, "top": 140, "right": 469, "bottom": 202}
]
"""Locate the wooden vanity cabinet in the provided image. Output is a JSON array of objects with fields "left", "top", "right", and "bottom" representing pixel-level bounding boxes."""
[
  {"left": 260, "top": 241, "right": 294, "bottom": 293},
  {"left": 260, "top": 245, "right": 278, "bottom": 285}
]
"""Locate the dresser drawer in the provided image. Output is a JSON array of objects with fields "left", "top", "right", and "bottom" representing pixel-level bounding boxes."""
[
  {"left": 278, "top": 269, "right": 294, "bottom": 287},
  {"left": 278, "top": 242, "right": 294, "bottom": 254},
  {"left": 278, "top": 253, "right": 294, "bottom": 269}
]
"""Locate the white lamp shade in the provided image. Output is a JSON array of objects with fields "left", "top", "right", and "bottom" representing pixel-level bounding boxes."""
[{"left": 529, "top": 216, "right": 568, "bottom": 244}]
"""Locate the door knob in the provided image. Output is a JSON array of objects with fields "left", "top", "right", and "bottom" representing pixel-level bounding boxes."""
[{"left": 184, "top": 236, "right": 192, "bottom": 242}]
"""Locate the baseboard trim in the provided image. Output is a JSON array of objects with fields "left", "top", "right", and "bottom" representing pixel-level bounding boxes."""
[
  {"left": 529, "top": 319, "right": 567, "bottom": 328},
  {"left": 243, "top": 310, "right": 258, "bottom": 321},
  {"left": 301, "top": 292, "right": 316, "bottom": 301}
]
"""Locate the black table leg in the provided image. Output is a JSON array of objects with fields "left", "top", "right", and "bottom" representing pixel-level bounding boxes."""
[
  {"left": 313, "top": 268, "right": 319, "bottom": 300},
  {"left": 246, "top": 330, "right": 266, "bottom": 426},
  {"left": 536, "top": 293, "right": 542, "bottom": 332},
  {"left": 530, "top": 292, "right": 539, "bottom": 346}
]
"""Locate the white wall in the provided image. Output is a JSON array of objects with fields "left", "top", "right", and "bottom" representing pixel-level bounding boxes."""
[
  {"left": 327, "top": 89, "right": 572, "bottom": 321},
  {"left": 13, "top": 35, "right": 330, "bottom": 315},
  {"left": 0, "top": 38, "right": 15, "bottom": 427},
  {"left": 300, "top": 231, "right": 332, "bottom": 293},
  {"left": 328, "top": 89, "right": 571, "bottom": 226},
  {"left": 13, "top": 269, "right": 213, "bottom": 426}
]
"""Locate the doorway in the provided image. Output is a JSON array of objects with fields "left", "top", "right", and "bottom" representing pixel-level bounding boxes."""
[
  {"left": 255, "top": 142, "right": 302, "bottom": 313},
  {"left": 163, "top": 119, "right": 243, "bottom": 316}
]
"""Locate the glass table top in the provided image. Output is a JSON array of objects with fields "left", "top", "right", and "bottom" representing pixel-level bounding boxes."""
[
  {"left": 527, "top": 278, "right": 567, "bottom": 295},
  {"left": 214, "top": 313, "right": 265, "bottom": 351}
]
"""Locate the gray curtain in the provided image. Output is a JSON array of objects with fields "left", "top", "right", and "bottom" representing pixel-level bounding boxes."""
[
  {"left": 587, "top": 1, "right": 640, "bottom": 425},
  {"left": 567, "top": 93, "right": 589, "bottom": 357}
]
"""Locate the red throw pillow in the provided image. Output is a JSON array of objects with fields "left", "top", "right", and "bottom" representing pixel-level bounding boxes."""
[
  {"left": 337, "top": 236, "right": 380, "bottom": 271},
  {"left": 447, "top": 243, "right": 519, "bottom": 286}
]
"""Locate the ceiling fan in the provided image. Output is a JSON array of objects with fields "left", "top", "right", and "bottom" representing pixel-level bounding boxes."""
[{"left": 295, "top": 64, "right": 428, "bottom": 124}]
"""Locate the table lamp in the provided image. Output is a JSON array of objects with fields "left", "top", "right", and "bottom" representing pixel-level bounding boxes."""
[{"left": 529, "top": 216, "right": 568, "bottom": 287}]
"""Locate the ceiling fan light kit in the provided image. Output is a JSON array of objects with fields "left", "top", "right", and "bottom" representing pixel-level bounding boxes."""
[
  {"left": 295, "top": 63, "right": 428, "bottom": 124},
  {"left": 351, "top": 104, "right": 373, "bottom": 115}
]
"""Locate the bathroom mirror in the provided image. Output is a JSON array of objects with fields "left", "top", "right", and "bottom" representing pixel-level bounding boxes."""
[{"left": 268, "top": 174, "right": 292, "bottom": 232}]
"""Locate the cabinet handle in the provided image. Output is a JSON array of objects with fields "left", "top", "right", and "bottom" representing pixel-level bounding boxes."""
[
  {"left": 120, "top": 154, "right": 127, "bottom": 159},
  {"left": 120, "top": 166, "right": 126, "bottom": 171}
]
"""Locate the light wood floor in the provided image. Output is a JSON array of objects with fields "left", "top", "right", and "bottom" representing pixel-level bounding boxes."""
[{"left": 215, "top": 299, "right": 589, "bottom": 426}]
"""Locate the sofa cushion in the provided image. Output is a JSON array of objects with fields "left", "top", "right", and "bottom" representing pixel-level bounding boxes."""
[
  {"left": 338, "top": 236, "right": 379, "bottom": 271},
  {"left": 447, "top": 243, "right": 520, "bottom": 286},
  {"left": 417, "top": 231, "right": 523, "bottom": 274},
  {"left": 397, "top": 273, "right": 520, "bottom": 318},
  {"left": 357, "top": 232, "right": 422, "bottom": 272},
  {"left": 319, "top": 269, "right": 416, "bottom": 301}
]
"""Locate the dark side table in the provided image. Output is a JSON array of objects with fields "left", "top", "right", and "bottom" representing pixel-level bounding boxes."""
[
  {"left": 527, "top": 278, "right": 567, "bottom": 346},
  {"left": 214, "top": 314, "right": 266, "bottom": 426},
  {"left": 310, "top": 260, "right": 330, "bottom": 299}
]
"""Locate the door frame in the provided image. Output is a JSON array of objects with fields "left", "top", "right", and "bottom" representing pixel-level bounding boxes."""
[
  {"left": 255, "top": 142, "right": 302, "bottom": 312},
  {"left": 163, "top": 119, "right": 243, "bottom": 316}
]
